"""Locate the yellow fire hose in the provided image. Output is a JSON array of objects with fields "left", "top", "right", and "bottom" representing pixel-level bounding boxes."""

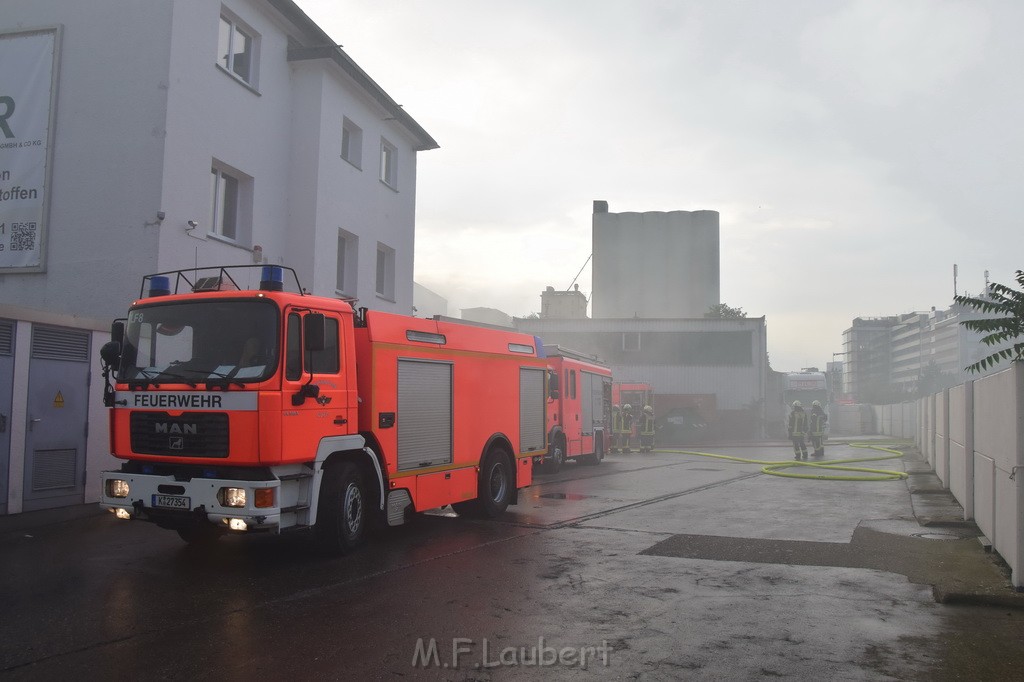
[{"left": 659, "top": 442, "right": 910, "bottom": 482}]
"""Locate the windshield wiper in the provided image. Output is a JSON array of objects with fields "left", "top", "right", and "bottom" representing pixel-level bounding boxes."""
[
  {"left": 151, "top": 370, "right": 199, "bottom": 388},
  {"left": 202, "top": 369, "right": 246, "bottom": 389}
]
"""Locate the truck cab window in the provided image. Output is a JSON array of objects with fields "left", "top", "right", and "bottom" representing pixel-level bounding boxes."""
[
  {"left": 305, "top": 317, "right": 340, "bottom": 374},
  {"left": 286, "top": 313, "right": 302, "bottom": 380}
]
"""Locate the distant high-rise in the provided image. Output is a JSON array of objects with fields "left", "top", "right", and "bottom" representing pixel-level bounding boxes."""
[{"left": 591, "top": 201, "right": 720, "bottom": 319}]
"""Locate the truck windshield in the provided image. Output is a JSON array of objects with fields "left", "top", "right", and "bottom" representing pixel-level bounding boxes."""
[{"left": 120, "top": 299, "right": 279, "bottom": 384}]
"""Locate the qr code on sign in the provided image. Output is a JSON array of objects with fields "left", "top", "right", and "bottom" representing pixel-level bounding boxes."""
[{"left": 11, "top": 222, "right": 37, "bottom": 251}]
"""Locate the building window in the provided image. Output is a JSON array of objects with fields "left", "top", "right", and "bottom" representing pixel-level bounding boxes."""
[
  {"left": 623, "top": 332, "right": 641, "bottom": 352},
  {"left": 376, "top": 242, "right": 395, "bottom": 300},
  {"left": 218, "top": 13, "right": 258, "bottom": 87},
  {"left": 341, "top": 118, "right": 362, "bottom": 168},
  {"left": 210, "top": 163, "right": 251, "bottom": 243},
  {"left": 379, "top": 138, "right": 397, "bottom": 188},
  {"left": 336, "top": 229, "right": 358, "bottom": 296}
]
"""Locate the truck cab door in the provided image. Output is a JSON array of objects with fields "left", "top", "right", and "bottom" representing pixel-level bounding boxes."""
[{"left": 280, "top": 310, "right": 354, "bottom": 461}]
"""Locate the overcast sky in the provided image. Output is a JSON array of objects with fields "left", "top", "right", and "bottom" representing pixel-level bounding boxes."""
[{"left": 299, "top": 0, "right": 1022, "bottom": 371}]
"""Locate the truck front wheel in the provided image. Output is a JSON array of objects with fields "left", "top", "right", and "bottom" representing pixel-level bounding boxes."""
[{"left": 314, "top": 461, "right": 367, "bottom": 555}]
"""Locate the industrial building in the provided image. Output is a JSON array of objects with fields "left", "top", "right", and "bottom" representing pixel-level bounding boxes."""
[
  {"left": 591, "top": 200, "right": 720, "bottom": 319},
  {"left": 0, "top": 0, "right": 435, "bottom": 514},
  {"left": 518, "top": 201, "right": 769, "bottom": 442}
]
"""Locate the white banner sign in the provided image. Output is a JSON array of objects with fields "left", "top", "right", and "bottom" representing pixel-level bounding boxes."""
[{"left": 0, "top": 29, "right": 58, "bottom": 271}]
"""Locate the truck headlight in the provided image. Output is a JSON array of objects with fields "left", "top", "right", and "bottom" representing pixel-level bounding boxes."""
[
  {"left": 218, "top": 487, "right": 246, "bottom": 508},
  {"left": 106, "top": 479, "right": 130, "bottom": 498}
]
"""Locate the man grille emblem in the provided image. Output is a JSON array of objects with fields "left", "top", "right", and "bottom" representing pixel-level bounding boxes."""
[{"left": 169, "top": 436, "right": 184, "bottom": 450}]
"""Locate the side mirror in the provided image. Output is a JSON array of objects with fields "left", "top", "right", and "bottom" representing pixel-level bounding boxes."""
[
  {"left": 304, "top": 313, "right": 326, "bottom": 352},
  {"left": 110, "top": 320, "right": 125, "bottom": 347},
  {"left": 100, "top": 341, "right": 121, "bottom": 368}
]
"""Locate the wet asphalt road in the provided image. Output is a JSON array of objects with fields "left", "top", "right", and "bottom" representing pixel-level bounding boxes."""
[{"left": 2, "top": 443, "right": 1023, "bottom": 680}]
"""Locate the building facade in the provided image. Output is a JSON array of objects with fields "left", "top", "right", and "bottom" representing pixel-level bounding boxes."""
[
  {"left": 843, "top": 298, "right": 1008, "bottom": 403},
  {"left": 0, "top": 0, "right": 435, "bottom": 514}
]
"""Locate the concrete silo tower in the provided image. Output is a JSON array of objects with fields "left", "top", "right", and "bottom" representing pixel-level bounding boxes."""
[{"left": 591, "top": 200, "right": 720, "bottom": 319}]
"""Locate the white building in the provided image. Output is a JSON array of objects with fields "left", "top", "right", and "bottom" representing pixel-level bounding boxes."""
[{"left": 0, "top": 0, "right": 436, "bottom": 514}]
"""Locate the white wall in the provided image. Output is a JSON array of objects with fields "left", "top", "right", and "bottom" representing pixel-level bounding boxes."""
[{"left": 1, "top": 0, "right": 172, "bottom": 321}]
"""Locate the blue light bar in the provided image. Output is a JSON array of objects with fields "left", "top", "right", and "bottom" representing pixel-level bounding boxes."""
[
  {"left": 534, "top": 337, "right": 546, "bottom": 358},
  {"left": 148, "top": 276, "right": 171, "bottom": 297},
  {"left": 260, "top": 265, "right": 284, "bottom": 291}
]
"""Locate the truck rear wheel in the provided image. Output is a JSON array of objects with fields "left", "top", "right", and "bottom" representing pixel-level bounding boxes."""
[
  {"left": 545, "top": 435, "right": 565, "bottom": 474},
  {"left": 314, "top": 461, "right": 367, "bottom": 555},
  {"left": 453, "top": 446, "right": 514, "bottom": 518},
  {"left": 479, "top": 446, "right": 514, "bottom": 516},
  {"left": 582, "top": 438, "right": 604, "bottom": 466}
]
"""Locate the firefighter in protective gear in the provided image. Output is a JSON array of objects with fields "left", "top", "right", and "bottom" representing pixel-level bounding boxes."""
[
  {"left": 611, "top": 404, "right": 622, "bottom": 453},
  {"left": 639, "top": 404, "right": 656, "bottom": 452},
  {"left": 788, "top": 400, "right": 809, "bottom": 461},
  {"left": 620, "top": 404, "right": 635, "bottom": 453},
  {"left": 809, "top": 400, "right": 828, "bottom": 459}
]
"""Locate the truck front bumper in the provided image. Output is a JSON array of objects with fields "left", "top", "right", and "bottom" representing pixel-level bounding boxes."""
[{"left": 99, "top": 470, "right": 282, "bottom": 533}]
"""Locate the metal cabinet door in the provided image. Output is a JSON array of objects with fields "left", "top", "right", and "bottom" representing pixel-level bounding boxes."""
[{"left": 23, "top": 325, "right": 90, "bottom": 511}]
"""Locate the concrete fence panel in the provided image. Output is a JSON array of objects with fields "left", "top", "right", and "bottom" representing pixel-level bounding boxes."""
[
  {"left": 934, "top": 389, "right": 950, "bottom": 486},
  {"left": 891, "top": 404, "right": 903, "bottom": 438},
  {"left": 972, "top": 364, "right": 1024, "bottom": 588},
  {"left": 902, "top": 402, "right": 918, "bottom": 439},
  {"left": 918, "top": 398, "right": 926, "bottom": 450},
  {"left": 947, "top": 383, "right": 972, "bottom": 518},
  {"left": 923, "top": 394, "right": 935, "bottom": 465}
]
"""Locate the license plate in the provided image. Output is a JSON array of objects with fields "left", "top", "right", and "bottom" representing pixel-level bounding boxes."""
[{"left": 152, "top": 494, "right": 191, "bottom": 510}]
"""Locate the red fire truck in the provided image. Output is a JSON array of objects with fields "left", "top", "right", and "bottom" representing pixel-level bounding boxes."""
[
  {"left": 98, "top": 265, "right": 548, "bottom": 553},
  {"left": 611, "top": 381, "right": 654, "bottom": 452},
  {"left": 534, "top": 346, "right": 613, "bottom": 473}
]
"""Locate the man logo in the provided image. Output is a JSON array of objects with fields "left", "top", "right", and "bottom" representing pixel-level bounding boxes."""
[
  {"left": 0, "top": 96, "right": 14, "bottom": 139},
  {"left": 169, "top": 436, "right": 184, "bottom": 450},
  {"left": 155, "top": 422, "right": 198, "bottom": 435}
]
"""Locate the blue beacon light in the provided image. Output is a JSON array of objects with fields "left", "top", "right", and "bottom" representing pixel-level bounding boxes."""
[
  {"left": 148, "top": 276, "right": 171, "bottom": 297},
  {"left": 260, "top": 265, "right": 284, "bottom": 291}
]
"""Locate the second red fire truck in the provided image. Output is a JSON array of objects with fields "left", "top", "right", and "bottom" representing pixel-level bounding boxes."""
[{"left": 534, "top": 345, "right": 613, "bottom": 473}]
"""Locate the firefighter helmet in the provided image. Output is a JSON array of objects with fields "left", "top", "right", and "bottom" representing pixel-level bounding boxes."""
[
  {"left": 623, "top": 404, "right": 632, "bottom": 411},
  {"left": 792, "top": 400, "right": 802, "bottom": 408},
  {"left": 613, "top": 404, "right": 620, "bottom": 411},
  {"left": 812, "top": 400, "right": 821, "bottom": 407},
  {"left": 644, "top": 405, "right": 654, "bottom": 414}
]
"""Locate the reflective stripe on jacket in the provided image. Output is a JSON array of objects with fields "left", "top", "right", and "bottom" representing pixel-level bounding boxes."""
[
  {"left": 809, "top": 410, "right": 828, "bottom": 436},
  {"left": 789, "top": 409, "right": 808, "bottom": 437}
]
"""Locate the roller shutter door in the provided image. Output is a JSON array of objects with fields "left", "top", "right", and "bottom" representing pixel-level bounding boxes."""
[
  {"left": 397, "top": 359, "right": 452, "bottom": 471},
  {"left": 519, "top": 367, "right": 545, "bottom": 452}
]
